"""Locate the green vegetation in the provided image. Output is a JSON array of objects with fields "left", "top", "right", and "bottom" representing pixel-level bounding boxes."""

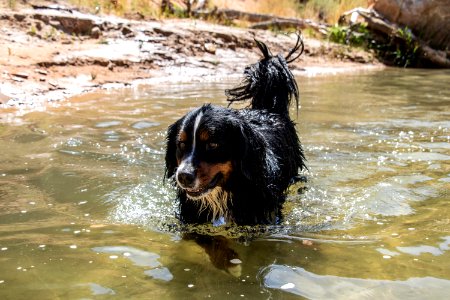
[
  {"left": 44, "top": 26, "right": 58, "bottom": 40},
  {"left": 328, "top": 24, "right": 369, "bottom": 47},
  {"left": 394, "top": 27, "right": 419, "bottom": 67},
  {"left": 8, "top": 0, "right": 16, "bottom": 9},
  {"left": 28, "top": 24, "right": 37, "bottom": 36},
  {"left": 328, "top": 23, "right": 420, "bottom": 67}
]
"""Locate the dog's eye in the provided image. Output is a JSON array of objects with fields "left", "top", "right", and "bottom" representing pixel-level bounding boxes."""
[{"left": 206, "top": 142, "right": 218, "bottom": 150}]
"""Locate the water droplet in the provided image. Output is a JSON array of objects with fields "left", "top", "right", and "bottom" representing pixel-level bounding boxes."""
[
  {"left": 230, "top": 258, "right": 242, "bottom": 264},
  {"left": 281, "top": 283, "right": 295, "bottom": 289},
  {"left": 95, "top": 121, "right": 122, "bottom": 128}
]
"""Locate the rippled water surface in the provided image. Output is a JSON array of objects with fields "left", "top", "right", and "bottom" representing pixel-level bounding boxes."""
[{"left": 1, "top": 69, "right": 449, "bottom": 299}]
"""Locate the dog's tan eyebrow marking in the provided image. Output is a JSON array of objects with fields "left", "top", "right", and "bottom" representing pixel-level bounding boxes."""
[
  {"left": 199, "top": 129, "right": 210, "bottom": 142},
  {"left": 178, "top": 130, "right": 187, "bottom": 142}
]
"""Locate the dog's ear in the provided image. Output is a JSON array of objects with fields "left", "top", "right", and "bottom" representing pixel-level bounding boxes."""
[
  {"left": 237, "top": 122, "right": 267, "bottom": 185},
  {"left": 165, "top": 118, "right": 182, "bottom": 181}
]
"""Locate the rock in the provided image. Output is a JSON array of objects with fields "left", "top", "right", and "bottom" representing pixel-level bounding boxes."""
[
  {"left": 11, "top": 76, "right": 24, "bottom": 82},
  {"left": 153, "top": 27, "right": 174, "bottom": 37},
  {"left": 0, "top": 92, "right": 12, "bottom": 103},
  {"left": 121, "top": 25, "right": 134, "bottom": 36},
  {"left": 204, "top": 42, "right": 216, "bottom": 54},
  {"left": 35, "top": 69, "right": 48, "bottom": 75},
  {"left": 13, "top": 14, "right": 26, "bottom": 22},
  {"left": 302, "top": 240, "right": 313, "bottom": 246},
  {"left": 35, "top": 21, "right": 43, "bottom": 31},
  {"left": 107, "top": 61, "right": 114, "bottom": 70},
  {"left": 49, "top": 20, "right": 61, "bottom": 27},
  {"left": 48, "top": 80, "right": 59, "bottom": 88},
  {"left": 33, "top": 13, "right": 95, "bottom": 35},
  {"left": 91, "top": 26, "right": 101, "bottom": 39},
  {"left": 12, "top": 72, "right": 29, "bottom": 79},
  {"left": 370, "top": 0, "right": 450, "bottom": 50}
]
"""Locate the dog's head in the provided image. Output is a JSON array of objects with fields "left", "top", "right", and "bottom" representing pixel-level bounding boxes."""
[{"left": 165, "top": 104, "right": 266, "bottom": 201}]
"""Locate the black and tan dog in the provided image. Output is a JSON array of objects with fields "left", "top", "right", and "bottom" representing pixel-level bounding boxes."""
[{"left": 165, "top": 35, "right": 306, "bottom": 226}]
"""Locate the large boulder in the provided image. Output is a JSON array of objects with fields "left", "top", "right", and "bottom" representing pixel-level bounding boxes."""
[{"left": 370, "top": 0, "right": 449, "bottom": 50}]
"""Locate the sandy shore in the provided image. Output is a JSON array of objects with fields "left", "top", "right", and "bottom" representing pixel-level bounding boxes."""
[{"left": 0, "top": 5, "right": 382, "bottom": 110}]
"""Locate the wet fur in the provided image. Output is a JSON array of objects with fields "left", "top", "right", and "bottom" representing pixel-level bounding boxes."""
[{"left": 165, "top": 35, "right": 306, "bottom": 225}]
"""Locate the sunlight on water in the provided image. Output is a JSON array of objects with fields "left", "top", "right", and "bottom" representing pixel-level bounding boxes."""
[
  {"left": 107, "top": 176, "right": 178, "bottom": 228},
  {"left": 262, "top": 264, "right": 450, "bottom": 299},
  {"left": 0, "top": 69, "right": 449, "bottom": 299}
]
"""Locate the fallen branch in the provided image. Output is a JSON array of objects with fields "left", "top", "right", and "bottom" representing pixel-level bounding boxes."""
[
  {"left": 31, "top": 4, "right": 73, "bottom": 13},
  {"left": 194, "top": 9, "right": 274, "bottom": 22},
  {"left": 250, "top": 19, "right": 328, "bottom": 35},
  {"left": 340, "top": 7, "right": 450, "bottom": 67}
]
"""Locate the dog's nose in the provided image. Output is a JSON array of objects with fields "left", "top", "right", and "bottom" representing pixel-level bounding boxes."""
[{"left": 177, "top": 170, "right": 196, "bottom": 188}]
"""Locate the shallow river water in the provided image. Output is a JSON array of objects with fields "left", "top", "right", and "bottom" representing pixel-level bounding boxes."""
[{"left": 0, "top": 68, "right": 449, "bottom": 299}]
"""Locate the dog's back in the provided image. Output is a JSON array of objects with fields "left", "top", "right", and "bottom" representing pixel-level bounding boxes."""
[{"left": 227, "top": 34, "right": 306, "bottom": 186}]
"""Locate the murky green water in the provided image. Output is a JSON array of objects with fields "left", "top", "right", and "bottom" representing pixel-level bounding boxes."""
[{"left": 1, "top": 68, "right": 449, "bottom": 299}]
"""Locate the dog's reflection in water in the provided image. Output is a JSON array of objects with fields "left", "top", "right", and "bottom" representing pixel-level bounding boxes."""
[{"left": 184, "top": 233, "right": 243, "bottom": 277}]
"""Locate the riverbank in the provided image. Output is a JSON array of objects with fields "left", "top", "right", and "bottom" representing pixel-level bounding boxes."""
[{"left": 0, "top": 5, "right": 382, "bottom": 110}]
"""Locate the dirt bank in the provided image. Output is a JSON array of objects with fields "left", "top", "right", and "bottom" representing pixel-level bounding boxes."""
[{"left": 0, "top": 4, "right": 381, "bottom": 110}]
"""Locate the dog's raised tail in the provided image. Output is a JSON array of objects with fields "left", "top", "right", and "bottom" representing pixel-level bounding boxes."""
[{"left": 226, "top": 33, "right": 304, "bottom": 115}]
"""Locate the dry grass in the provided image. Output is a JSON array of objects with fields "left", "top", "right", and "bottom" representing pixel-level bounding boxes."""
[
  {"left": 297, "top": 0, "right": 367, "bottom": 24},
  {"left": 213, "top": 0, "right": 367, "bottom": 24},
  {"left": 67, "top": 0, "right": 161, "bottom": 18},
  {"left": 66, "top": 0, "right": 367, "bottom": 24},
  {"left": 212, "top": 0, "right": 300, "bottom": 18}
]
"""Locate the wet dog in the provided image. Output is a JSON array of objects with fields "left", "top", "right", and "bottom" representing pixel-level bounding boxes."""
[{"left": 165, "top": 35, "right": 306, "bottom": 225}]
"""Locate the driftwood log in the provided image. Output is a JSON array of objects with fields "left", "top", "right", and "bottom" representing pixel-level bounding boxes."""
[
  {"left": 369, "top": 0, "right": 450, "bottom": 51},
  {"left": 250, "top": 18, "right": 328, "bottom": 35},
  {"left": 340, "top": 8, "right": 450, "bottom": 67},
  {"left": 193, "top": 9, "right": 329, "bottom": 35}
]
